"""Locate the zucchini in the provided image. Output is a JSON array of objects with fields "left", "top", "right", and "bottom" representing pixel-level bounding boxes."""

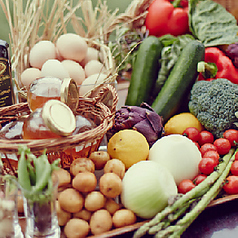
[
  {"left": 151, "top": 40, "right": 205, "bottom": 122},
  {"left": 125, "top": 36, "right": 163, "bottom": 106}
]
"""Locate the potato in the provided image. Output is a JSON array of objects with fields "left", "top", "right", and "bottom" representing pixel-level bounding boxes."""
[
  {"left": 64, "top": 218, "right": 90, "bottom": 238},
  {"left": 70, "top": 158, "right": 95, "bottom": 176},
  {"left": 58, "top": 188, "right": 84, "bottom": 213},
  {"left": 99, "top": 173, "right": 122, "bottom": 198},
  {"left": 104, "top": 198, "right": 120, "bottom": 215},
  {"left": 73, "top": 209, "right": 91, "bottom": 222},
  {"left": 72, "top": 172, "right": 97, "bottom": 193},
  {"left": 53, "top": 168, "right": 71, "bottom": 187},
  {"left": 56, "top": 201, "right": 71, "bottom": 226},
  {"left": 90, "top": 209, "right": 112, "bottom": 235},
  {"left": 112, "top": 209, "right": 137, "bottom": 228},
  {"left": 89, "top": 151, "right": 110, "bottom": 170},
  {"left": 84, "top": 191, "right": 106, "bottom": 212},
  {"left": 104, "top": 159, "right": 126, "bottom": 179}
]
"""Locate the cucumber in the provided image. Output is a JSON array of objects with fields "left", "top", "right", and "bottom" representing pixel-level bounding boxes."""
[
  {"left": 151, "top": 40, "right": 205, "bottom": 122},
  {"left": 125, "top": 36, "right": 163, "bottom": 106}
]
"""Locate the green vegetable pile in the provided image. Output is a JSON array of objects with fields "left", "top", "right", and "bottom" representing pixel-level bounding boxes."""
[{"left": 133, "top": 148, "right": 238, "bottom": 238}]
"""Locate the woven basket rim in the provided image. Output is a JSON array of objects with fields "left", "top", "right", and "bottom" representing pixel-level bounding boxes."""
[{"left": 0, "top": 84, "right": 118, "bottom": 154}]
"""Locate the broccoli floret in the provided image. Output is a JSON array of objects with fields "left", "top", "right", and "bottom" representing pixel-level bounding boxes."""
[{"left": 189, "top": 78, "right": 238, "bottom": 138}]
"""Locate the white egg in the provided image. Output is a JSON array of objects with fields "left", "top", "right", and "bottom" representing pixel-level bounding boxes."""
[
  {"left": 29, "top": 40, "right": 57, "bottom": 69},
  {"left": 80, "top": 47, "right": 99, "bottom": 67},
  {"left": 61, "top": 60, "right": 85, "bottom": 85},
  {"left": 79, "top": 73, "right": 107, "bottom": 96},
  {"left": 20, "top": 67, "right": 41, "bottom": 88},
  {"left": 41, "top": 59, "right": 70, "bottom": 80},
  {"left": 84, "top": 60, "right": 106, "bottom": 78},
  {"left": 56, "top": 33, "right": 88, "bottom": 63}
]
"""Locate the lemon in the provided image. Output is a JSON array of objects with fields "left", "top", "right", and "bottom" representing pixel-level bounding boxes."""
[
  {"left": 107, "top": 129, "right": 149, "bottom": 169},
  {"left": 164, "top": 112, "right": 203, "bottom": 135}
]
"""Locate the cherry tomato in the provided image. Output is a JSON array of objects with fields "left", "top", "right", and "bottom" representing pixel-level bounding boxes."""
[
  {"left": 213, "top": 138, "right": 231, "bottom": 155},
  {"left": 179, "top": 0, "right": 188, "bottom": 8},
  {"left": 198, "top": 157, "right": 218, "bottom": 175},
  {"left": 200, "top": 143, "right": 217, "bottom": 157},
  {"left": 202, "top": 150, "right": 220, "bottom": 164},
  {"left": 193, "top": 174, "right": 207, "bottom": 186},
  {"left": 223, "top": 129, "right": 238, "bottom": 147},
  {"left": 235, "top": 152, "right": 238, "bottom": 161},
  {"left": 223, "top": 175, "right": 238, "bottom": 195},
  {"left": 231, "top": 161, "right": 238, "bottom": 176},
  {"left": 182, "top": 127, "right": 201, "bottom": 142},
  {"left": 193, "top": 141, "right": 200, "bottom": 150},
  {"left": 178, "top": 179, "right": 195, "bottom": 194},
  {"left": 198, "top": 130, "right": 214, "bottom": 146}
]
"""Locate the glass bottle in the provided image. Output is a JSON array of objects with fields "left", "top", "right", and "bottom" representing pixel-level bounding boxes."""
[
  {"left": 0, "top": 39, "right": 15, "bottom": 107},
  {"left": 22, "top": 99, "right": 76, "bottom": 140},
  {"left": 27, "top": 76, "right": 79, "bottom": 112}
]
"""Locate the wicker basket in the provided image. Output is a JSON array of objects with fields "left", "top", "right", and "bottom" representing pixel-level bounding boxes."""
[{"left": 0, "top": 84, "right": 118, "bottom": 175}]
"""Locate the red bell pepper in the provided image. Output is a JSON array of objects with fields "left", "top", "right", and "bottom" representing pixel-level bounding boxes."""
[
  {"left": 145, "top": 0, "right": 189, "bottom": 37},
  {"left": 198, "top": 47, "right": 238, "bottom": 84}
]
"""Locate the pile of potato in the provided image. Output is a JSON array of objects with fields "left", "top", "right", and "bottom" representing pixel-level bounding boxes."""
[
  {"left": 54, "top": 150, "right": 137, "bottom": 238},
  {"left": 20, "top": 33, "right": 108, "bottom": 96}
]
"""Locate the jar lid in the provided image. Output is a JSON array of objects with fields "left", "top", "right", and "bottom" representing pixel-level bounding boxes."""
[
  {"left": 42, "top": 100, "right": 76, "bottom": 136},
  {"left": 60, "top": 78, "right": 79, "bottom": 113}
]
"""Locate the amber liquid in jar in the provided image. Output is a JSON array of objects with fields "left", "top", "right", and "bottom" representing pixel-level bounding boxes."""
[
  {"left": 64, "top": 114, "right": 96, "bottom": 158},
  {"left": 27, "top": 77, "right": 61, "bottom": 112},
  {"left": 22, "top": 108, "right": 62, "bottom": 139}
]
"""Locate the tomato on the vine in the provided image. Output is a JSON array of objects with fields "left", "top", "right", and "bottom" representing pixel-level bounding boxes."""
[
  {"left": 213, "top": 138, "right": 231, "bottom": 155},
  {"left": 223, "top": 176, "right": 238, "bottom": 195},
  {"left": 198, "top": 131, "right": 214, "bottom": 146},
  {"left": 223, "top": 129, "right": 238, "bottom": 147},
  {"left": 193, "top": 174, "right": 207, "bottom": 186},
  {"left": 230, "top": 161, "right": 238, "bottom": 176},
  {"left": 178, "top": 179, "right": 195, "bottom": 194},
  {"left": 182, "top": 127, "right": 200, "bottom": 142},
  {"left": 199, "top": 143, "right": 217, "bottom": 156},
  {"left": 198, "top": 157, "right": 218, "bottom": 175}
]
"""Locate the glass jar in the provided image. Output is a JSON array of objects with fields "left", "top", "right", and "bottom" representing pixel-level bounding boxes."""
[
  {"left": 22, "top": 99, "right": 76, "bottom": 140},
  {"left": 27, "top": 76, "right": 79, "bottom": 112}
]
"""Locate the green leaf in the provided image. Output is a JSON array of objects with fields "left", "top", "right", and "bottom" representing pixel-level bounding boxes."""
[{"left": 189, "top": 0, "right": 238, "bottom": 47}]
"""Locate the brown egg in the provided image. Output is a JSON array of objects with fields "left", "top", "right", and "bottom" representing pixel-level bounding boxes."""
[
  {"left": 20, "top": 67, "right": 41, "bottom": 88},
  {"left": 29, "top": 40, "right": 57, "bottom": 69},
  {"left": 56, "top": 33, "right": 88, "bottom": 63},
  {"left": 61, "top": 60, "right": 85, "bottom": 85}
]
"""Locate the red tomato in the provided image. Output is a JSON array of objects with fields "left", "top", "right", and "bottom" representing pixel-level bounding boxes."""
[
  {"left": 193, "top": 174, "right": 207, "bottom": 186},
  {"left": 200, "top": 143, "right": 217, "bottom": 156},
  {"left": 223, "top": 129, "right": 238, "bottom": 147},
  {"left": 145, "top": 0, "right": 189, "bottom": 37},
  {"left": 194, "top": 141, "right": 200, "bottom": 150},
  {"left": 231, "top": 161, "right": 238, "bottom": 176},
  {"left": 178, "top": 179, "right": 195, "bottom": 194},
  {"left": 235, "top": 152, "right": 238, "bottom": 161},
  {"left": 202, "top": 150, "right": 220, "bottom": 164},
  {"left": 198, "top": 157, "right": 218, "bottom": 175},
  {"left": 182, "top": 127, "right": 201, "bottom": 142},
  {"left": 213, "top": 138, "right": 231, "bottom": 155},
  {"left": 223, "top": 176, "right": 238, "bottom": 195},
  {"left": 198, "top": 130, "right": 214, "bottom": 146}
]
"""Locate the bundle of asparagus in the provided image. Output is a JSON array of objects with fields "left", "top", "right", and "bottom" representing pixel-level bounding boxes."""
[{"left": 134, "top": 148, "right": 238, "bottom": 238}]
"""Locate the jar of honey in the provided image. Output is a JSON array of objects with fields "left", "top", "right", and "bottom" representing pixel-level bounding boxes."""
[
  {"left": 64, "top": 114, "right": 96, "bottom": 158},
  {"left": 22, "top": 99, "right": 76, "bottom": 140},
  {"left": 27, "top": 76, "right": 79, "bottom": 112}
]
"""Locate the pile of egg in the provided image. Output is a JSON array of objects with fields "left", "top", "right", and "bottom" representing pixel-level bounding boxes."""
[{"left": 21, "top": 33, "right": 108, "bottom": 96}]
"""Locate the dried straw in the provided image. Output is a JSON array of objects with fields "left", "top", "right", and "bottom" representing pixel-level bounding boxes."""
[{"left": 0, "top": 0, "right": 120, "bottom": 98}]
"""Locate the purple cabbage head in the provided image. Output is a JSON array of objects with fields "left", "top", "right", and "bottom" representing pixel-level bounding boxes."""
[{"left": 108, "top": 103, "right": 164, "bottom": 147}]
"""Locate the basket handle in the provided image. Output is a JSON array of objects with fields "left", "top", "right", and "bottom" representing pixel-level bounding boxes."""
[{"left": 92, "top": 84, "right": 118, "bottom": 113}]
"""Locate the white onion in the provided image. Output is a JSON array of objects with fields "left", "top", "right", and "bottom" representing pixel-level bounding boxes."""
[
  {"left": 149, "top": 134, "right": 202, "bottom": 185},
  {"left": 121, "top": 160, "right": 177, "bottom": 219}
]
